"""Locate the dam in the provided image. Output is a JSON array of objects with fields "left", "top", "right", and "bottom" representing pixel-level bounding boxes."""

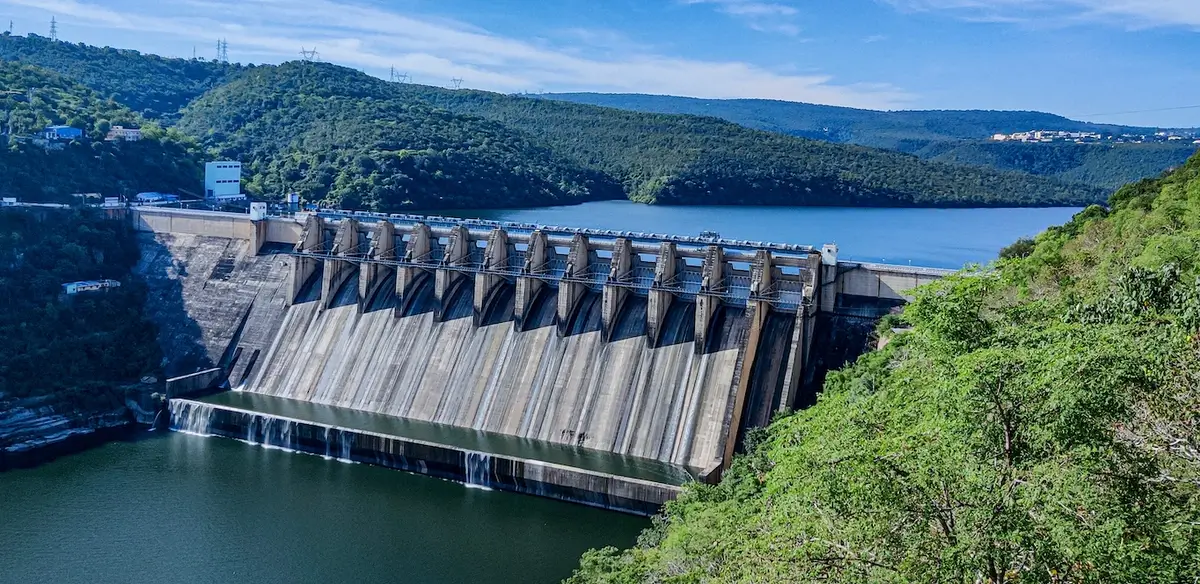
[{"left": 131, "top": 206, "right": 948, "bottom": 514}]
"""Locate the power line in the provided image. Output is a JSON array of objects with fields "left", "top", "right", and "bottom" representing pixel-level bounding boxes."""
[{"left": 1079, "top": 104, "right": 1200, "bottom": 119}]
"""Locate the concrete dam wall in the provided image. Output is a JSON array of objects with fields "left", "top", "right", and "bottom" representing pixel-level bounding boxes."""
[
  {"left": 234, "top": 212, "right": 829, "bottom": 476},
  {"left": 132, "top": 207, "right": 949, "bottom": 510},
  {"left": 245, "top": 274, "right": 753, "bottom": 473}
]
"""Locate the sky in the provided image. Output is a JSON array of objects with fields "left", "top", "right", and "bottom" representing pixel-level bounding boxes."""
[{"left": 1, "top": 0, "right": 1198, "bottom": 127}]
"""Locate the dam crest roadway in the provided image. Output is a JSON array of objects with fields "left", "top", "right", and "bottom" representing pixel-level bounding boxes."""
[{"left": 130, "top": 206, "right": 949, "bottom": 514}]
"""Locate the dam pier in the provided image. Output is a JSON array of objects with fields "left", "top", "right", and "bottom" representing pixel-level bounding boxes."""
[{"left": 132, "top": 206, "right": 948, "bottom": 514}]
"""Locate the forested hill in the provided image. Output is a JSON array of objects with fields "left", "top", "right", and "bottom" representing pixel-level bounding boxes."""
[
  {"left": 543, "top": 92, "right": 1177, "bottom": 146},
  {"left": 569, "top": 151, "right": 1200, "bottom": 583},
  {"left": 0, "top": 32, "right": 241, "bottom": 119},
  {"left": 546, "top": 92, "right": 1199, "bottom": 189},
  {"left": 179, "top": 61, "right": 1104, "bottom": 209},
  {"left": 0, "top": 61, "right": 205, "bottom": 201},
  {"left": 176, "top": 63, "right": 622, "bottom": 210}
]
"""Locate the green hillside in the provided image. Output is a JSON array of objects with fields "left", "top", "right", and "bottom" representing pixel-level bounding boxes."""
[
  {"left": 929, "top": 141, "right": 1199, "bottom": 190},
  {"left": 569, "top": 152, "right": 1200, "bottom": 582},
  {"left": 546, "top": 92, "right": 1198, "bottom": 189},
  {"left": 0, "top": 61, "right": 204, "bottom": 201},
  {"left": 175, "top": 62, "right": 621, "bottom": 210},
  {"left": 0, "top": 32, "right": 241, "bottom": 119},
  {"left": 178, "top": 61, "right": 1104, "bottom": 209}
]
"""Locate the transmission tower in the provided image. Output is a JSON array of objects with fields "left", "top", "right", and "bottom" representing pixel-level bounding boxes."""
[
  {"left": 215, "top": 38, "right": 228, "bottom": 63},
  {"left": 389, "top": 66, "right": 409, "bottom": 84},
  {"left": 450, "top": 77, "right": 463, "bottom": 90},
  {"left": 49, "top": 16, "right": 57, "bottom": 41},
  {"left": 8, "top": 20, "right": 13, "bottom": 34},
  {"left": 299, "top": 47, "right": 320, "bottom": 61}
]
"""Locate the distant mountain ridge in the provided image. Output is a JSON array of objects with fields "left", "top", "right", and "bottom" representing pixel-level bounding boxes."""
[
  {"left": 541, "top": 93, "right": 1193, "bottom": 147},
  {"left": 1, "top": 33, "right": 1106, "bottom": 208},
  {"left": 543, "top": 93, "right": 1199, "bottom": 189},
  {"left": 177, "top": 61, "right": 1104, "bottom": 210}
]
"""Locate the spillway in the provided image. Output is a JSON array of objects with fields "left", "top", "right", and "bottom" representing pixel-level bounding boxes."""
[
  {"left": 135, "top": 209, "right": 948, "bottom": 513},
  {"left": 244, "top": 275, "right": 747, "bottom": 473}
]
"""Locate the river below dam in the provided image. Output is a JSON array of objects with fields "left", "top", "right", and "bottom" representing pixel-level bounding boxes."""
[
  {"left": 0, "top": 431, "right": 647, "bottom": 584},
  {"left": 1, "top": 204, "right": 1084, "bottom": 584}
]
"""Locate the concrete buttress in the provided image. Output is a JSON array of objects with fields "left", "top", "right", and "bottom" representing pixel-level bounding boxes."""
[
  {"left": 778, "top": 253, "right": 822, "bottom": 411},
  {"left": 514, "top": 230, "right": 549, "bottom": 331},
  {"left": 473, "top": 228, "right": 510, "bottom": 326},
  {"left": 601, "top": 238, "right": 633, "bottom": 342},
  {"left": 321, "top": 218, "right": 360, "bottom": 310},
  {"left": 647, "top": 242, "right": 678, "bottom": 348},
  {"left": 556, "top": 233, "right": 590, "bottom": 337},
  {"left": 695, "top": 245, "right": 725, "bottom": 353},
  {"left": 396, "top": 223, "right": 432, "bottom": 317},
  {"left": 435, "top": 225, "right": 471, "bottom": 321},
  {"left": 358, "top": 221, "right": 395, "bottom": 312},
  {"left": 288, "top": 214, "right": 325, "bottom": 305}
]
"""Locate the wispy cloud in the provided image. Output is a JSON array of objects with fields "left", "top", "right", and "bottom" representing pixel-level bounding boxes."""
[
  {"left": 2, "top": 0, "right": 911, "bottom": 108},
  {"left": 680, "top": 0, "right": 803, "bottom": 35},
  {"left": 880, "top": 0, "right": 1200, "bottom": 29},
  {"left": 863, "top": 34, "right": 889, "bottom": 43}
]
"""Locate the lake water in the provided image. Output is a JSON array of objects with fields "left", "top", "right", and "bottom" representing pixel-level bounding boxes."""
[
  {"left": 440, "top": 201, "right": 1084, "bottom": 269},
  {"left": 0, "top": 432, "right": 646, "bottom": 584},
  {"left": 0, "top": 204, "right": 1084, "bottom": 584}
]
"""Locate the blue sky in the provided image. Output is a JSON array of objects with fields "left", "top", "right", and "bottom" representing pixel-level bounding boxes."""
[{"left": 1, "top": 0, "right": 1197, "bottom": 126}]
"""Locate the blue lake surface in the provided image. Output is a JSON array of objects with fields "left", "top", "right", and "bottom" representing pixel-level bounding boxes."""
[{"left": 441, "top": 202, "right": 1085, "bottom": 269}]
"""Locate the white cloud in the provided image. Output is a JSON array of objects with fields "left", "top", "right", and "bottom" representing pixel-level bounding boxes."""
[
  {"left": 680, "top": 0, "right": 803, "bottom": 35},
  {"left": 1, "top": 0, "right": 912, "bottom": 108},
  {"left": 881, "top": 0, "right": 1200, "bottom": 29}
]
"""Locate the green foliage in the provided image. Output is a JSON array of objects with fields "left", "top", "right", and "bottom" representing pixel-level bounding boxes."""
[
  {"left": 0, "top": 61, "right": 204, "bottom": 201},
  {"left": 0, "top": 33, "right": 241, "bottom": 120},
  {"left": 175, "top": 62, "right": 620, "bottom": 210},
  {"left": 999, "top": 237, "right": 1035, "bottom": 260},
  {"left": 569, "top": 152, "right": 1200, "bottom": 583},
  {"left": 178, "top": 62, "right": 1104, "bottom": 210},
  {"left": 930, "top": 141, "right": 1198, "bottom": 190},
  {"left": 545, "top": 93, "right": 1198, "bottom": 190},
  {"left": 0, "top": 209, "right": 161, "bottom": 401}
]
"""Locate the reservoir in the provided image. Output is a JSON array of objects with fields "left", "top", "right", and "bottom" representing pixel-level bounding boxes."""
[
  {"left": 1, "top": 204, "right": 1083, "bottom": 584},
  {"left": 440, "top": 201, "right": 1085, "bottom": 269}
]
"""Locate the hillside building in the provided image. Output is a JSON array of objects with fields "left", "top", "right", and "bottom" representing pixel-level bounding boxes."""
[
  {"left": 106, "top": 126, "right": 142, "bottom": 141},
  {"left": 205, "top": 161, "right": 245, "bottom": 201},
  {"left": 43, "top": 125, "right": 82, "bottom": 141}
]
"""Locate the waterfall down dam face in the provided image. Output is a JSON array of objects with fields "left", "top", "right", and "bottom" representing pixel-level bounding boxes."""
[{"left": 132, "top": 207, "right": 947, "bottom": 510}]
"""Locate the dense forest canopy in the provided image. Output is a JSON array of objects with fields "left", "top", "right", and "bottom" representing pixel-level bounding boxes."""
[
  {"left": 569, "top": 151, "right": 1200, "bottom": 583},
  {"left": 0, "top": 61, "right": 205, "bottom": 201},
  {"left": 177, "top": 61, "right": 1104, "bottom": 209},
  {"left": 0, "top": 209, "right": 160, "bottom": 404},
  {"left": 929, "top": 141, "right": 1199, "bottom": 190},
  {"left": 176, "top": 62, "right": 621, "bottom": 210},
  {"left": 0, "top": 32, "right": 241, "bottom": 120},
  {"left": 546, "top": 92, "right": 1199, "bottom": 189},
  {"left": 0, "top": 34, "right": 1136, "bottom": 209}
]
